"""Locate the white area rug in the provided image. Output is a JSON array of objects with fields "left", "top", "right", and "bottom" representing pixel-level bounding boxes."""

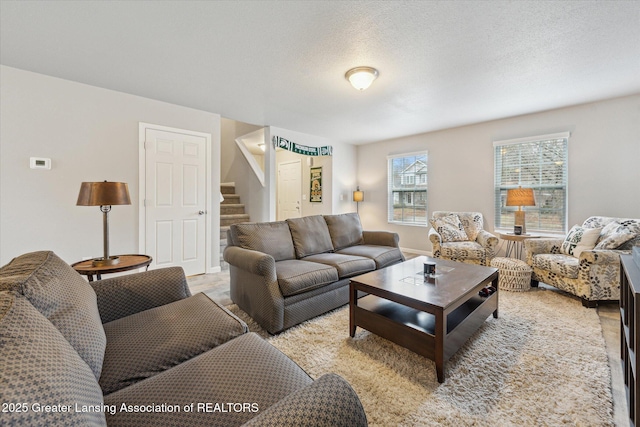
[{"left": 229, "top": 288, "right": 614, "bottom": 426}]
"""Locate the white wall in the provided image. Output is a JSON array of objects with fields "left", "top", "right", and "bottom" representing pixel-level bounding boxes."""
[
  {"left": 357, "top": 94, "right": 640, "bottom": 253},
  {"left": 0, "top": 66, "right": 221, "bottom": 267},
  {"left": 275, "top": 149, "right": 332, "bottom": 217},
  {"left": 220, "top": 118, "right": 265, "bottom": 221},
  {"left": 270, "top": 127, "right": 357, "bottom": 219}
]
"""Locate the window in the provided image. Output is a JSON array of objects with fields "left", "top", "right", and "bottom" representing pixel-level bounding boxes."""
[
  {"left": 494, "top": 132, "right": 569, "bottom": 233},
  {"left": 388, "top": 152, "right": 428, "bottom": 225}
]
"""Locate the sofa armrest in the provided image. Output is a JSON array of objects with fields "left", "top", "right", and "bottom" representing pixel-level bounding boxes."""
[
  {"left": 524, "top": 238, "right": 563, "bottom": 255},
  {"left": 363, "top": 230, "right": 399, "bottom": 247},
  {"left": 428, "top": 227, "right": 442, "bottom": 255},
  {"left": 91, "top": 267, "right": 190, "bottom": 324},
  {"left": 476, "top": 230, "right": 498, "bottom": 248},
  {"left": 223, "top": 246, "right": 277, "bottom": 280},
  {"left": 579, "top": 249, "right": 627, "bottom": 265},
  {"left": 224, "top": 246, "right": 284, "bottom": 333},
  {"left": 243, "top": 373, "right": 368, "bottom": 427},
  {"left": 475, "top": 230, "right": 498, "bottom": 260}
]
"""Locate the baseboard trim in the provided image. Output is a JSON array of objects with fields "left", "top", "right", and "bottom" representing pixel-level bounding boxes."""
[{"left": 400, "top": 247, "right": 432, "bottom": 257}]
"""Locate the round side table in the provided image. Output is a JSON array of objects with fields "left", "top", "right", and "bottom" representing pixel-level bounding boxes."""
[
  {"left": 72, "top": 254, "right": 153, "bottom": 281},
  {"left": 497, "top": 233, "right": 541, "bottom": 259}
]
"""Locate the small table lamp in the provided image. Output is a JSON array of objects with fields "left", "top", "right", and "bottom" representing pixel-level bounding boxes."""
[
  {"left": 77, "top": 181, "right": 131, "bottom": 267},
  {"left": 353, "top": 186, "right": 364, "bottom": 213},
  {"left": 506, "top": 186, "right": 535, "bottom": 234}
]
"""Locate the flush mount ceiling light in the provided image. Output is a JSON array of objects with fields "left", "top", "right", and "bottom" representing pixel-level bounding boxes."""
[{"left": 345, "top": 66, "right": 379, "bottom": 91}]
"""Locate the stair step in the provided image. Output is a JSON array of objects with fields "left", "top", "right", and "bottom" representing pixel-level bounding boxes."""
[
  {"left": 221, "top": 194, "right": 241, "bottom": 204},
  {"left": 221, "top": 185, "right": 236, "bottom": 195},
  {"left": 220, "top": 184, "right": 246, "bottom": 269},
  {"left": 221, "top": 204, "right": 245, "bottom": 215},
  {"left": 221, "top": 214, "right": 250, "bottom": 227}
]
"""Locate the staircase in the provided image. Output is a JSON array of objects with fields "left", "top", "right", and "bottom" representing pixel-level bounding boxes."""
[{"left": 220, "top": 183, "right": 250, "bottom": 270}]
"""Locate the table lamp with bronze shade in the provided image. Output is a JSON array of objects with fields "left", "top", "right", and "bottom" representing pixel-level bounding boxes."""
[
  {"left": 77, "top": 181, "right": 131, "bottom": 267},
  {"left": 506, "top": 186, "right": 535, "bottom": 234}
]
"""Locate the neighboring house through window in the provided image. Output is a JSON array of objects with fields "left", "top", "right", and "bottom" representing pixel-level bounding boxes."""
[
  {"left": 388, "top": 152, "right": 428, "bottom": 225},
  {"left": 494, "top": 132, "right": 569, "bottom": 233}
]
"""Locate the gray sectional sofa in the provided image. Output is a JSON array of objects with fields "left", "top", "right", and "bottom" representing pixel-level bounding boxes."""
[
  {"left": 224, "top": 213, "right": 404, "bottom": 334},
  {"left": 0, "top": 251, "right": 367, "bottom": 426}
]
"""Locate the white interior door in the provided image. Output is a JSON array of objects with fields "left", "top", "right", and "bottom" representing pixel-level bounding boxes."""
[
  {"left": 277, "top": 160, "right": 302, "bottom": 220},
  {"left": 143, "top": 126, "right": 208, "bottom": 276}
]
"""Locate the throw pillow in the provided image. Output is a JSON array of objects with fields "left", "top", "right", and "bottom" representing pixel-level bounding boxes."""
[
  {"left": 324, "top": 213, "right": 364, "bottom": 251},
  {"left": 286, "top": 215, "right": 334, "bottom": 258},
  {"left": 231, "top": 221, "right": 296, "bottom": 261},
  {"left": 599, "top": 220, "right": 620, "bottom": 237},
  {"left": 594, "top": 229, "right": 635, "bottom": 250},
  {"left": 561, "top": 225, "right": 603, "bottom": 257},
  {"left": 430, "top": 214, "right": 469, "bottom": 242}
]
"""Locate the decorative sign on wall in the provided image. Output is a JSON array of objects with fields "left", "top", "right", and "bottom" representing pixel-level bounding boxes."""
[
  {"left": 310, "top": 167, "right": 323, "bottom": 203},
  {"left": 272, "top": 136, "right": 333, "bottom": 156}
]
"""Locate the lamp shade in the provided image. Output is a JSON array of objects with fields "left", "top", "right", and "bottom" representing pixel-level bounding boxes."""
[
  {"left": 506, "top": 187, "right": 535, "bottom": 207},
  {"left": 353, "top": 188, "right": 364, "bottom": 202},
  {"left": 77, "top": 181, "right": 131, "bottom": 206}
]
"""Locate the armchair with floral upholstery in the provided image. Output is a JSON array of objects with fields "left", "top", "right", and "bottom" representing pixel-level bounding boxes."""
[
  {"left": 428, "top": 211, "right": 499, "bottom": 266},
  {"left": 524, "top": 216, "right": 640, "bottom": 307}
]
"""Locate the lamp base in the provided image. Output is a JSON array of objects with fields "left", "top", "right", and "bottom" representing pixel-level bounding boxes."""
[
  {"left": 514, "top": 210, "right": 526, "bottom": 234},
  {"left": 92, "top": 256, "right": 120, "bottom": 267}
]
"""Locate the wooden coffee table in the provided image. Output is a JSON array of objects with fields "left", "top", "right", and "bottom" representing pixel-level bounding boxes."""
[{"left": 349, "top": 256, "right": 499, "bottom": 383}]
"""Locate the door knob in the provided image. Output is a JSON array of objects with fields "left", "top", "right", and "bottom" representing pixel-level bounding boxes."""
[{"left": 198, "top": 210, "right": 206, "bottom": 215}]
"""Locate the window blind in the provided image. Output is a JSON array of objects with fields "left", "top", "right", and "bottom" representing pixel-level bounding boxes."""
[{"left": 494, "top": 133, "right": 569, "bottom": 233}]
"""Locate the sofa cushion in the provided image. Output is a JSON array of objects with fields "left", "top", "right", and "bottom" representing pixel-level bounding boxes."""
[
  {"left": 0, "top": 291, "right": 107, "bottom": 426},
  {"left": 287, "top": 215, "right": 335, "bottom": 258},
  {"left": 230, "top": 221, "right": 296, "bottom": 261},
  {"left": 103, "top": 333, "right": 313, "bottom": 426},
  {"left": 439, "top": 241, "right": 485, "bottom": 261},
  {"left": 303, "top": 253, "right": 375, "bottom": 279},
  {"left": 337, "top": 245, "right": 403, "bottom": 269},
  {"left": 560, "top": 225, "right": 602, "bottom": 257},
  {"left": 533, "top": 254, "right": 580, "bottom": 279},
  {"left": 324, "top": 213, "right": 364, "bottom": 251},
  {"left": 430, "top": 214, "right": 469, "bottom": 242},
  {"left": 0, "top": 251, "right": 106, "bottom": 380},
  {"left": 275, "top": 259, "right": 339, "bottom": 297},
  {"left": 100, "top": 292, "right": 248, "bottom": 395}
]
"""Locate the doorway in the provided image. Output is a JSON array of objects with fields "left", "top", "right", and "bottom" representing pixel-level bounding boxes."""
[
  {"left": 277, "top": 160, "right": 302, "bottom": 220},
  {"left": 138, "top": 123, "right": 212, "bottom": 276}
]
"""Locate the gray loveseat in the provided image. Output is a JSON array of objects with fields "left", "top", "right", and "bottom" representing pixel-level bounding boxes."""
[
  {"left": 0, "top": 251, "right": 367, "bottom": 426},
  {"left": 224, "top": 213, "right": 404, "bottom": 334}
]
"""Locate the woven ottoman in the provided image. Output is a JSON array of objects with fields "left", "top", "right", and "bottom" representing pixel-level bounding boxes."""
[{"left": 490, "top": 257, "right": 532, "bottom": 292}]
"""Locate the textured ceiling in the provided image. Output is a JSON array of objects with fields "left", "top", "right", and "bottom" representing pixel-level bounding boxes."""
[{"left": 1, "top": 1, "right": 639, "bottom": 144}]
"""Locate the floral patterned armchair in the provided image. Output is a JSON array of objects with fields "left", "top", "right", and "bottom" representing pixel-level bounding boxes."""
[
  {"left": 428, "top": 211, "right": 498, "bottom": 266},
  {"left": 524, "top": 216, "right": 640, "bottom": 307}
]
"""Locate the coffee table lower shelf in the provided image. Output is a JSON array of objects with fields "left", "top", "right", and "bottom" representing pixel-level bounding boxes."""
[{"left": 351, "top": 293, "right": 498, "bottom": 383}]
